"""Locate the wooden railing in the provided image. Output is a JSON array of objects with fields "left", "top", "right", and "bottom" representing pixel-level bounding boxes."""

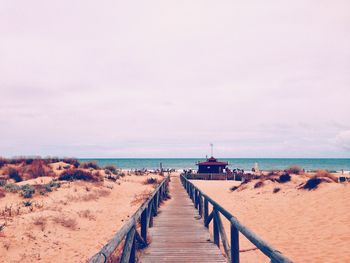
[
  {"left": 89, "top": 176, "right": 170, "bottom": 263},
  {"left": 181, "top": 175, "right": 293, "bottom": 263}
]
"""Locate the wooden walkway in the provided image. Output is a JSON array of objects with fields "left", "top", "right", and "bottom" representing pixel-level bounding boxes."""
[{"left": 140, "top": 175, "right": 226, "bottom": 263}]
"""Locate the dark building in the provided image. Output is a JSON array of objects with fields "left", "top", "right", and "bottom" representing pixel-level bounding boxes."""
[{"left": 196, "top": 156, "right": 228, "bottom": 174}]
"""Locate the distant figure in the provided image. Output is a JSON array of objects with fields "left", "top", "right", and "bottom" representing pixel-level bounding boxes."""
[
  {"left": 341, "top": 169, "right": 344, "bottom": 174},
  {"left": 254, "top": 162, "right": 259, "bottom": 173}
]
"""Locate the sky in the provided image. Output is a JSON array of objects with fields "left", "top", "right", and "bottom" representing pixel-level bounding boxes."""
[{"left": 0, "top": 0, "right": 350, "bottom": 158}]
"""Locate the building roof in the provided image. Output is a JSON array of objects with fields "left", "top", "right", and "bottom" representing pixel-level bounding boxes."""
[{"left": 196, "top": 156, "right": 228, "bottom": 166}]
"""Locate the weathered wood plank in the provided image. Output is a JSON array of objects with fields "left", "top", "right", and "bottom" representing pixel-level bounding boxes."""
[{"left": 140, "top": 176, "right": 226, "bottom": 263}]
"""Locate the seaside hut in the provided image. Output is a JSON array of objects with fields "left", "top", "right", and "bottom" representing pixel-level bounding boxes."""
[{"left": 196, "top": 156, "right": 228, "bottom": 174}]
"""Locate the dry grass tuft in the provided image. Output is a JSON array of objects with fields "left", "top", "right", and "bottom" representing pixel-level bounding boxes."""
[
  {"left": 144, "top": 177, "right": 159, "bottom": 185},
  {"left": 78, "top": 209, "right": 96, "bottom": 221},
  {"left": 0, "top": 188, "right": 6, "bottom": 198},
  {"left": 273, "top": 187, "right": 281, "bottom": 193},
  {"left": 286, "top": 166, "right": 303, "bottom": 175},
  {"left": 314, "top": 170, "right": 337, "bottom": 182},
  {"left": 80, "top": 161, "right": 100, "bottom": 169},
  {"left": 32, "top": 216, "right": 47, "bottom": 231},
  {"left": 254, "top": 181, "right": 264, "bottom": 188},
  {"left": 53, "top": 215, "right": 78, "bottom": 230},
  {"left": 130, "top": 190, "right": 152, "bottom": 205}
]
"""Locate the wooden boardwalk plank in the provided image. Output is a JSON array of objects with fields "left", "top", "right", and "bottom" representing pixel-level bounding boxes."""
[{"left": 140, "top": 176, "right": 226, "bottom": 263}]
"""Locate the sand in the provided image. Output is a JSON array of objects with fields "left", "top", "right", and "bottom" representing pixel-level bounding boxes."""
[
  {"left": 0, "top": 173, "right": 163, "bottom": 263},
  {"left": 192, "top": 176, "right": 350, "bottom": 263}
]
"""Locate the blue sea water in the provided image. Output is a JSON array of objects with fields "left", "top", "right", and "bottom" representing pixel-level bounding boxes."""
[{"left": 79, "top": 158, "right": 350, "bottom": 172}]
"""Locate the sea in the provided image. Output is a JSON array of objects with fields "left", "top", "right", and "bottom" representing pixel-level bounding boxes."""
[{"left": 79, "top": 158, "right": 350, "bottom": 172}]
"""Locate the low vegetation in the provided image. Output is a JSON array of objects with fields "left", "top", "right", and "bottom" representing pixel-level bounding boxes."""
[
  {"left": 144, "top": 177, "right": 159, "bottom": 185},
  {"left": 0, "top": 179, "right": 6, "bottom": 186},
  {"left": 59, "top": 169, "right": 102, "bottom": 182},
  {"left": 254, "top": 181, "right": 264, "bottom": 188},
  {"left": 314, "top": 170, "right": 337, "bottom": 182},
  {"left": 4, "top": 183, "right": 20, "bottom": 193},
  {"left": 32, "top": 216, "right": 47, "bottom": 231},
  {"left": 273, "top": 187, "right": 281, "bottom": 193},
  {"left": 278, "top": 173, "right": 291, "bottom": 183},
  {"left": 286, "top": 165, "right": 303, "bottom": 175},
  {"left": 302, "top": 177, "right": 322, "bottom": 190},
  {"left": 8, "top": 168, "right": 22, "bottom": 182},
  {"left": 80, "top": 161, "right": 100, "bottom": 170},
  {"left": 53, "top": 215, "right": 78, "bottom": 230},
  {"left": 104, "top": 165, "right": 117, "bottom": 173},
  {"left": 21, "top": 184, "right": 35, "bottom": 198}
]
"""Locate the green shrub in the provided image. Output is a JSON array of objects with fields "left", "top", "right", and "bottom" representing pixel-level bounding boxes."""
[
  {"left": 80, "top": 161, "right": 100, "bottom": 169},
  {"left": 59, "top": 169, "right": 99, "bottom": 182},
  {"left": 303, "top": 177, "right": 322, "bottom": 190},
  {"left": 0, "top": 179, "right": 7, "bottom": 187},
  {"left": 21, "top": 184, "right": 35, "bottom": 198},
  {"left": 8, "top": 168, "right": 22, "bottom": 182},
  {"left": 0, "top": 158, "right": 7, "bottom": 168},
  {"left": 278, "top": 173, "right": 291, "bottom": 183},
  {"left": 5, "top": 183, "right": 20, "bottom": 193},
  {"left": 144, "top": 177, "right": 158, "bottom": 185},
  {"left": 46, "top": 180, "right": 60, "bottom": 188},
  {"left": 23, "top": 201, "right": 32, "bottom": 207},
  {"left": 105, "top": 165, "right": 117, "bottom": 173}
]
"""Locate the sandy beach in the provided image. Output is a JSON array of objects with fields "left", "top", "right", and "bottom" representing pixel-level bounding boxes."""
[
  {"left": 192, "top": 174, "right": 350, "bottom": 263},
  {"left": 0, "top": 160, "right": 164, "bottom": 262}
]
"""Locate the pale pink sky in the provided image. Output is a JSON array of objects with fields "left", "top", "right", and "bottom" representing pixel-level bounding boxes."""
[{"left": 1, "top": 0, "right": 350, "bottom": 157}]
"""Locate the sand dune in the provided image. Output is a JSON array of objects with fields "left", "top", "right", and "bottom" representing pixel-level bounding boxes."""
[
  {"left": 192, "top": 176, "right": 350, "bottom": 263},
  {"left": 0, "top": 173, "right": 162, "bottom": 262}
]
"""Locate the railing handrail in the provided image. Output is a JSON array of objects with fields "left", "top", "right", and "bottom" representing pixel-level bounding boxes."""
[
  {"left": 89, "top": 175, "right": 170, "bottom": 263},
  {"left": 181, "top": 174, "right": 293, "bottom": 263}
]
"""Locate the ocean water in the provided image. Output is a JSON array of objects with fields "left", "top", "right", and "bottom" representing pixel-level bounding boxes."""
[{"left": 79, "top": 158, "right": 350, "bottom": 172}]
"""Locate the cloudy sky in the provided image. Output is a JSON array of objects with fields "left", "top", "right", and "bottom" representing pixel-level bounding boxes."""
[{"left": 1, "top": 0, "right": 350, "bottom": 158}]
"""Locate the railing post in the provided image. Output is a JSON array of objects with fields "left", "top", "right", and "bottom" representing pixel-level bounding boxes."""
[
  {"left": 195, "top": 189, "right": 199, "bottom": 209},
  {"left": 213, "top": 209, "right": 220, "bottom": 247},
  {"left": 120, "top": 227, "right": 136, "bottom": 263},
  {"left": 231, "top": 222, "right": 240, "bottom": 263},
  {"left": 157, "top": 190, "right": 161, "bottom": 208},
  {"left": 141, "top": 208, "right": 148, "bottom": 243},
  {"left": 148, "top": 202, "right": 154, "bottom": 228},
  {"left": 198, "top": 193, "right": 203, "bottom": 217},
  {"left": 130, "top": 235, "right": 136, "bottom": 263},
  {"left": 204, "top": 198, "right": 209, "bottom": 227}
]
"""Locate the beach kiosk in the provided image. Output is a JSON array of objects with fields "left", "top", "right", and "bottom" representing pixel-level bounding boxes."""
[{"left": 196, "top": 156, "right": 228, "bottom": 178}]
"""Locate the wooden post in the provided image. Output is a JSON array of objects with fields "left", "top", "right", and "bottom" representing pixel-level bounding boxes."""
[
  {"left": 204, "top": 198, "right": 209, "bottom": 227},
  {"left": 195, "top": 189, "right": 199, "bottom": 209},
  {"left": 214, "top": 210, "right": 231, "bottom": 262},
  {"left": 130, "top": 234, "right": 136, "bottom": 263},
  {"left": 148, "top": 202, "right": 153, "bottom": 228},
  {"left": 198, "top": 193, "right": 203, "bottom": 217},
  {"left": 213, "top": 209, "right": 220, "bottom": 247},
  {"left": 141, "top": 208, "right": 148, "bottom": 243},
  {"left": 120, "top": 227, "right": 136, "bottom": 263},
  {"left": 231, "top": 222, "right": 240, "bottom": 263},
  {"left": 157, "top": 191, "right": 161, "bottom": 208}
]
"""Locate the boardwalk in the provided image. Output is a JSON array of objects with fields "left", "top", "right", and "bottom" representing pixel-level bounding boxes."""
[{"left": 140, "top": 175, "right": 226, "bottom": 263}]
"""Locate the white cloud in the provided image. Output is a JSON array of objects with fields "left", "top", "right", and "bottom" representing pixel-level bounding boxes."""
[{"left": 336, "top": 131, "right": 350, "bottom": 150}]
